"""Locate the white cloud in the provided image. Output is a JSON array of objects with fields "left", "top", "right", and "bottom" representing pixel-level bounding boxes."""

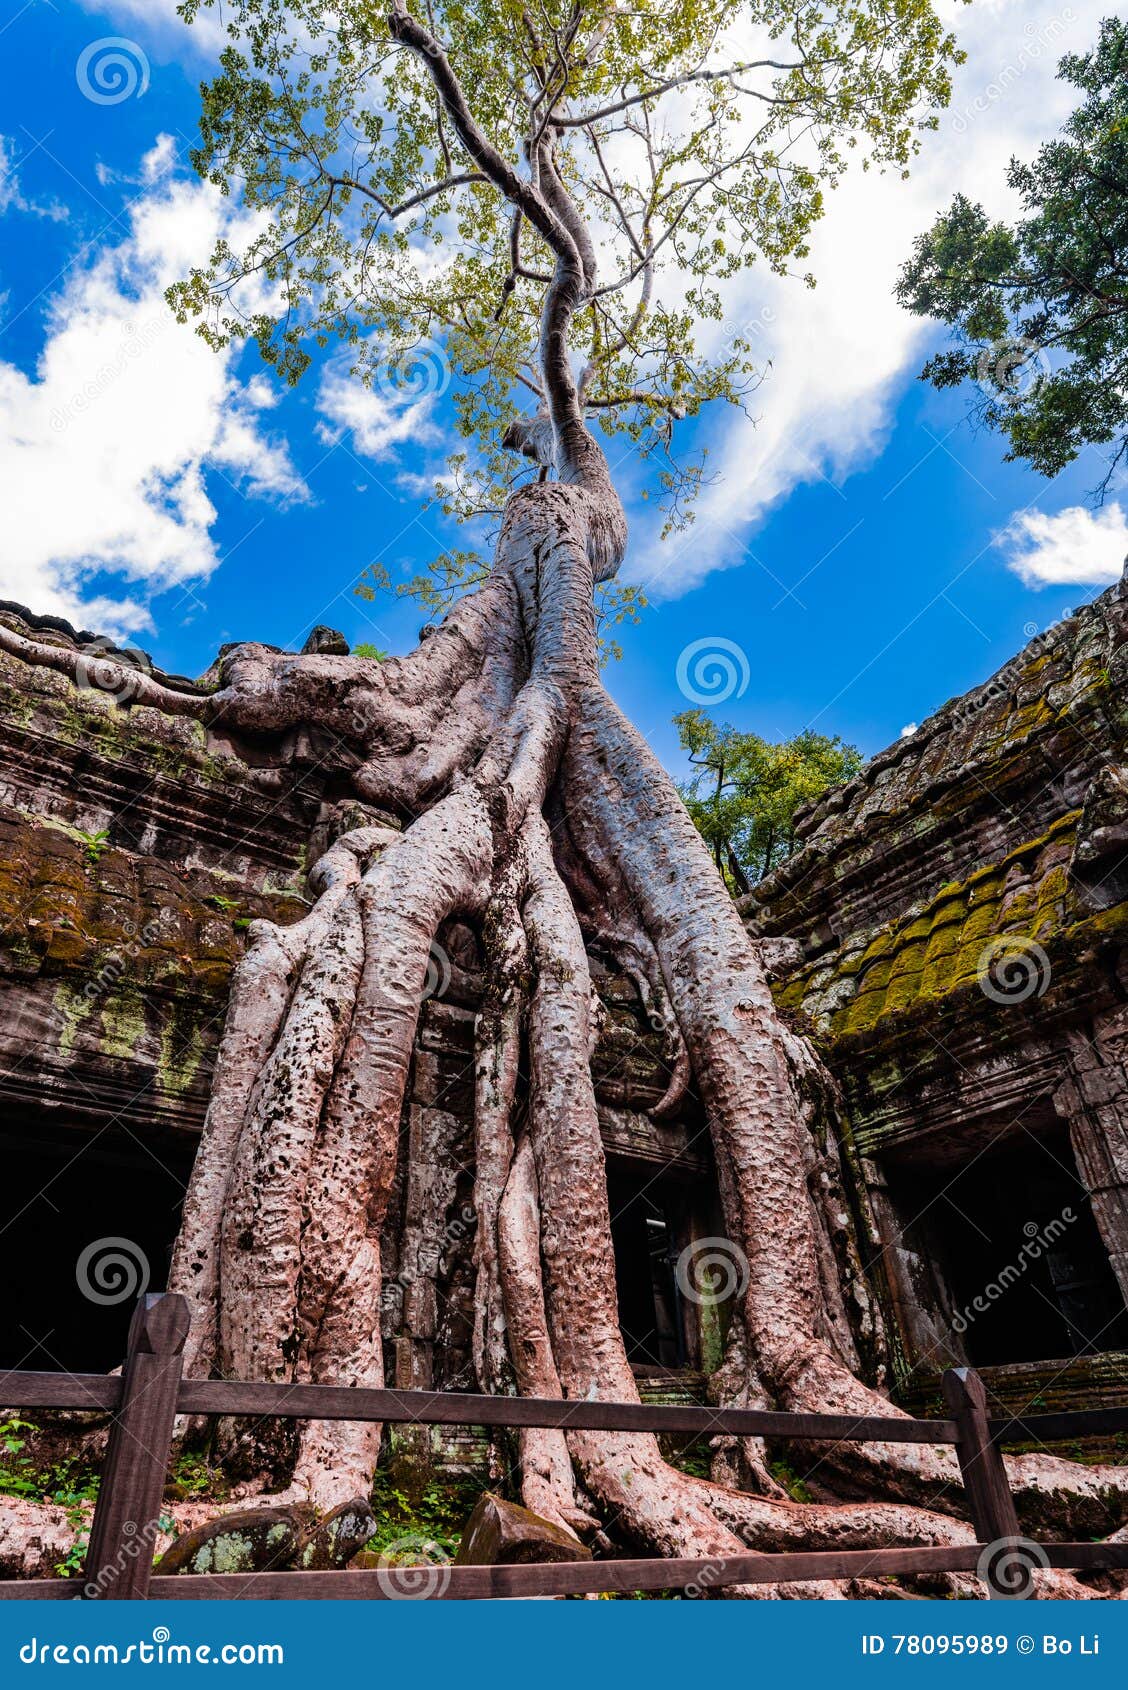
[
  {"left": 76, "top": 0, "right": 227, "bottom": 54},
  {"left": 0, "top": 135, "right": 67, "bottom": 222},
  {"left": 0, "top": 166, "right": 306, "bottom": 635},
  {"left": 900, "top": 722, "right": 918, "bottom": 739},
  {"left": 640, "top": 0, "right": 1118, "bottom": 599},
  {"left": 994, "top": 503, "right": 1128, "bottom": 588},
  {"left": 316, "top": 362, "right": 444, "bottom": 462}
]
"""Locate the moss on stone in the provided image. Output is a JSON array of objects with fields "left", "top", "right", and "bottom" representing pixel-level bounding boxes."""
[{"left": 769, "top": 811, "right": 1109, "bottom": 1046}]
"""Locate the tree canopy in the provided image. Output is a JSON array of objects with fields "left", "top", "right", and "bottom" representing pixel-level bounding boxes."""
[
  {"left": 674, "top": 707, "right": 863, "bottom": 892},
  {"left": 172, "top": 0, "right": 962, "bottom": 602},
  {"left": 897, "top": 16, "right": 1128, "bottom": 491}
]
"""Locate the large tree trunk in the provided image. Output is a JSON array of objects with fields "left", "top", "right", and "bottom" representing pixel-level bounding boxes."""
[{"left": 4, "top": 411, "right": 1125, "bottom": 1597}]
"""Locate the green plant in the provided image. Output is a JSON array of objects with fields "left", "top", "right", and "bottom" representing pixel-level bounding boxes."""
[
  {"left": 0, "top": 1417, "right": 41, "bottom": 1498},
  {"left": 165, "top": 1451, "right": 226, "bottom": 1501},
  {"left": 1, "top": 1419, "right": 102, "bottom": 1576},
  {"left": 205, "top": 894, "right": 240, "bottom": 914},
  {"left": 77, "top": 829, "right": 110, "bottom": 867},
  {"left": 352, "top": 642, "right": 388, "bottom": 662},
  {"left": 769, "top": 1459, "right": 814, "bottom": 1504},
  {"left": 365, "top": 1466, "right": 482, "bottom": 1558}
]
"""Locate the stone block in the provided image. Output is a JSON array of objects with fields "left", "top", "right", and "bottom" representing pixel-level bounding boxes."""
[{"left": 453, "top": 1492, "right": 591, "bottom": 1567}]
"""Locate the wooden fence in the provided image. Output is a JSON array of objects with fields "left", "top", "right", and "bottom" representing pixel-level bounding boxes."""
[{"left": 2, "top": 1292, "right": 1127, "bottom": 1600}]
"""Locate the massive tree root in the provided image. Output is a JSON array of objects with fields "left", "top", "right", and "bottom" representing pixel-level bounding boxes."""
[
  {"left": 4, "top": 8, "right": 1125, "bottom": 1589},
  {"left": 4, "top": 436, "right": 1127, "bottom": 1599}
]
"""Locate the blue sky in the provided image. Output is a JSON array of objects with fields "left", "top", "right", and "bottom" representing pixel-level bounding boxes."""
[{"left": 2, "top": 0, "right": 1127, "bottom": 777}]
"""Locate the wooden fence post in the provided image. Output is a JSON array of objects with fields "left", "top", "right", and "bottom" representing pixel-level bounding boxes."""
[
  {"left": 83, "top": 1292, "right": 191, "bottom": 1600},
  {"left": 942, "top": 1366, "right": 1022, "bottom": 1595}
]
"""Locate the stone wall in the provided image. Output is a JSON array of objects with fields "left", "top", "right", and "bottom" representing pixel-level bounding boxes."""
[
  {"left": 4, "top": 583, "right": 1126, "bottom": 1426},
  {"left": 750, "top": 578, "right": 1128, "bottom": 1414},
  {"left": 0, "top": 604, "right": 719, "bottom": 1413}
]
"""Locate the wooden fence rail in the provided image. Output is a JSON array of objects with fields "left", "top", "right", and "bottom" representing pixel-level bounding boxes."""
[{"left": 2, "top": 1292, "right": 1127, "bottom": 1601}]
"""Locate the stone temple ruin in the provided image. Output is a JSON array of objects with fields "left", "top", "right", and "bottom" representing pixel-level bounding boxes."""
[{"left": 0, "top": 578, "right": 1126, "bottom": 1467}]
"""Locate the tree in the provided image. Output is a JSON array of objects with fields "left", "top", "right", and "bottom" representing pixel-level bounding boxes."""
[
  {"left": 897, "top": 17, "right": 1128, "bottom": 492},
  {"left": 3, "top": 0, "right": 1120, "bottom": 1587},
  {"left": 675, "top": 709, "right": 863, "bottom": 893}
]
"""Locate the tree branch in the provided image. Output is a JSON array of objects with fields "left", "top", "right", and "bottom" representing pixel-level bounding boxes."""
[{"left": 554, "top": 58, "right": 804, "bottom": 127}]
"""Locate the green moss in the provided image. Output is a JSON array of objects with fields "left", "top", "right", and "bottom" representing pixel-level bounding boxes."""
[
  {"left": 158, "top": 1008, "right": 206, "bottom": 1095},
  {"left": 55, "top": 981, "right": 100, "bottom": 1054},
  {"left": 98, "top": 992, "right": 151, "bottom": 1063},
  {"left": 770, "top": 811, "right": 1098, "bottom": 1045}
]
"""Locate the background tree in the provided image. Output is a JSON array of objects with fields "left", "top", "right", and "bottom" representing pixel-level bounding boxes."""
[
  {"left": 897, "top": 16, "right": 1128, "bottom": 491},
  {"left": 5, "top": 0, "right": 1122, "bottom": 1586},
  {"left": 675, "top": 709, "right": 863, "bottom": 893}
]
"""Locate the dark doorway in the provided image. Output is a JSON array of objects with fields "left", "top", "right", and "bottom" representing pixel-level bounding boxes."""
[
  {"left": 890, "top": 1125, "right": 1128, "bottom": 1367},
  {"left": 0, "top": 1122, "right": 193, "bottom": 1373},
  {"left": 606, "top": 1168, "right": 689, "bottom": 1370}
]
